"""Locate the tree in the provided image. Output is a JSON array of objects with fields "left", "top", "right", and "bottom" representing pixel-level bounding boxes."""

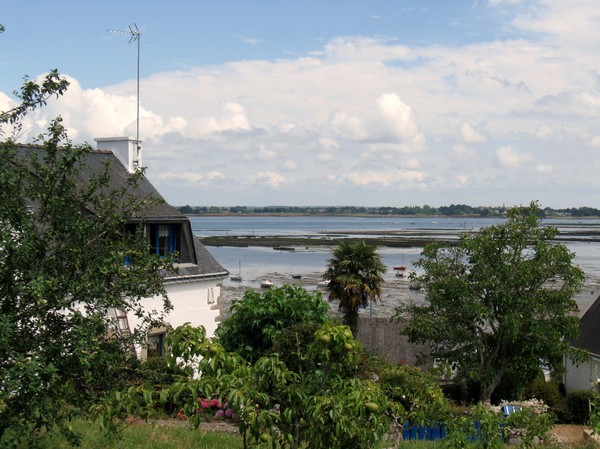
[
  {"left": 395, "top": 202, "right": 585, "bottom": 403},
  {"left": 0, "top": 79, "right": 172, "bottom": 445},
  {"left": 216, "top": 285, "right": 329, "bottom": 362},
  {"left": 323, "top": 240, "right": 386, "bottom": 335}
]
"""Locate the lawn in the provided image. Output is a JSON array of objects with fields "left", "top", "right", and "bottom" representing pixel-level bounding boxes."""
[
  {"left": 43, "top": 419, "right": 242, "bottom": 449},
  {"left": 43, "top": 419, "right": 594, "bottom": 449}
]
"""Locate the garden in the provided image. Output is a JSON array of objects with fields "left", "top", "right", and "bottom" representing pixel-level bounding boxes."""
[{"left": 37, "top": 285, "right": 598, "bottom": 449}]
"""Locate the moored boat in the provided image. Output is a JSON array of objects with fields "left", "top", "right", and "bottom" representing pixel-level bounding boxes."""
[{"left": 260, "top": 280, "right": 274, "bottom": 288}]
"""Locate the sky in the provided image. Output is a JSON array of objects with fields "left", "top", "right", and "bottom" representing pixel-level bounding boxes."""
[{"left": 2, "top": 0, "right": 600, "bottom": 208}]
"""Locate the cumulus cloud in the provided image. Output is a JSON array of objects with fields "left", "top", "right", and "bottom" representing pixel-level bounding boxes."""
[
  {"left": 495, "top": 146, "right": 533, "bottom": 169},
  {"left": 329, "top": 93, "right": 426, "bottom": 153},
  {"left": 251, "top": 172, "right": 286, "bottom": 187},
  {"left": 345, "top": 169, "right": 426, "bottom": 187},
  {"left": 460, "top": 122, "right": 486, "bottom": 143}
]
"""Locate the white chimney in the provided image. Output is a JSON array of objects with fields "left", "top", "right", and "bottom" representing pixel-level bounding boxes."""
[{"left": 94, "top": 137, "right": 142, "bottom": 173}]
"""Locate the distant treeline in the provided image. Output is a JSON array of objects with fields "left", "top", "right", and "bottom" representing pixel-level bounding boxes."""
[{"left": 176, "top": 204, "right": 600, "bottom": 218}]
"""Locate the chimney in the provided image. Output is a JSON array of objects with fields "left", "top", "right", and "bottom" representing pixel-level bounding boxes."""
[{"left": 94, "top": 137, "right": 142, "bottom": 173}]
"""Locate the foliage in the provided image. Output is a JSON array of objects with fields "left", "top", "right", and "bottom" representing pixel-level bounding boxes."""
[
  {"left": 0, "top": 77, "right": 173, "bottom": 446},
  {"left": 216, "top": 284, "right": 329, "bottom": 362},
  {"left": 323, "top": 240, "right": 386, "bottom": 335},
  {"left": 524, "top": 380, "right": 570, "bottom": 422},
  {"left": 567, "top": 389, "right": 600, "bottom": 424},
  {"left": 443, "top": 403, "right": 554, "bottom": 449},
  {"left": 100, "top": 320, "right": 395, "bottom": 449},
  {"left": 378, "top": 364, "right": 448, "bottom": 423},
  {"left": 395, "top": 202, "right": 585, "bottom": 402}
]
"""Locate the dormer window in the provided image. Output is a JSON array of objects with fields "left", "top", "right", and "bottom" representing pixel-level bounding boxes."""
[{"left": 148, "top": 224, "right": 180, "bottom": 258}]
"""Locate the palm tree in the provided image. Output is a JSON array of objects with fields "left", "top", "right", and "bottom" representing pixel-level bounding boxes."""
[{"left": 323, "top": 240, "right": 386, "bottom": 336}]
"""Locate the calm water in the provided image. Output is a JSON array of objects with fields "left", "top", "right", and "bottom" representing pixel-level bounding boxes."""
[{"left": 189, "top": 216, "right": 600, "bottom": 313}]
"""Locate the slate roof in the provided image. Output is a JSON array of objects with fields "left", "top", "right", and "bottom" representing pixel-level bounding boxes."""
[
  {"left": 11, "top": 144, "right": 228, "bottom": 279},
  {"left": 571, "top": 295, "right": 600, "bottom": 356}
]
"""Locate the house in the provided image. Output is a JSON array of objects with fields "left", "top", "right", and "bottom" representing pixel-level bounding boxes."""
[
  {"left": 12, "top": 137, "right": 228, "bottom": 360},
  {"left": 93, "top": 137, "right": 229, "bottom": 359},
  {"left": 564, "top": 295, "right": 600, "bottom": 393}
]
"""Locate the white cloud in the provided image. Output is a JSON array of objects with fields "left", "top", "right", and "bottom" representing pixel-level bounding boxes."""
[
  {"left": 329, "top": 93, "right": 426, "bottom": 153},
  {"left": 536, "top": 164, "right": 553, "bottom": 173},
  {"left": 495, "top": 146, "right": 533, "bottom": 169},
  {"left": 346, "top": 169, "right": 426, "bottom": 187},
  {"left": 258, "top": 146, "right": 278, "bottom": 161},
  {"left": 317, "top": 152, "right": 335, "bottom": 162},
  {"left": 460, "top": 122, "right": 486, "bottom": 143},
  {"left": 590, "top": 136, "right": 600, "bottom": 149},
  {"left": 536, "top": 125, "right": 554, "bottom": 140},
  {"left": 280, "top": 160, "right": 300, "bottom": 171},
  {"left": 251, "top": 172, "right": 286, "bottom": 187}
]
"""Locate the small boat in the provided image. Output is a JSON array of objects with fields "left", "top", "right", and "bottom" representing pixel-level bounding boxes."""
[
  {"left": 260, "top": 280, "right": 274, "bottom": 288},
  {"left": 395, "top": 272, "right": 405, "bottom": 278},
  {"left": 291, "top": 274, "right": 302, "bottom": 279},
  {"left": 408, "top": 283, "right": 422, "bottom": 291},
  {"left": 230, "top": 260, "right": 243, "bottom": 282},
  {"left": 317, "top": 280, "right": 330, "bottom": 289},
  {"left": 393, "top": 265, "right": 407, "bottom": 271}
]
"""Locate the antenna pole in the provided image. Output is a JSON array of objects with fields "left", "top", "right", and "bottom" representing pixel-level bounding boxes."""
[{"left": 108, "top": 23, "right": 141, "bottom": 158}]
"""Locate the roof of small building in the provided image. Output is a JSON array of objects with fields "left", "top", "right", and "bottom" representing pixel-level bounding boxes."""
[{"left": 571, "top": 295, "right": 600, "bottom": 356}]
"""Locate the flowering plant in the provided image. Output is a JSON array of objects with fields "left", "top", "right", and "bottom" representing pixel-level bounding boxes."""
[{"left": 177, "top": 397, "right": 236, "bottom": 421}]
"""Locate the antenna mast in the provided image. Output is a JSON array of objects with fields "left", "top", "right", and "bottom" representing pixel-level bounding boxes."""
[{"left": 108, "top": 23, "right": 141, "bottom": 159}]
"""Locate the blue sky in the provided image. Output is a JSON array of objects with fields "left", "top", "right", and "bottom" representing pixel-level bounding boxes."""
[{"left": 2, "top": 0, "right": 600, "bottom": 208}]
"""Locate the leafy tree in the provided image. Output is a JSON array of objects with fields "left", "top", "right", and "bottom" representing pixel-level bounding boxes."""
[
  {"left": 216, "top": 284, "right": 329, "bottom": 362},
  {"left": 395, "top": 202, "right": 585, "bottom": 403},
  {"left": 323, "top": 240, "right": 386, "bottom": 335},
  {"left": 0, "top": 77, "right": 173, "bottom": 445}
]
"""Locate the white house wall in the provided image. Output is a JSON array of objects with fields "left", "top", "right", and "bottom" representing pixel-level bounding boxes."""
[
  {"left": 128, "top": 279, "right": 222, "bottom": 358},
  {"left": 564, "top": 353, "right": 600, "bottom": 393}
]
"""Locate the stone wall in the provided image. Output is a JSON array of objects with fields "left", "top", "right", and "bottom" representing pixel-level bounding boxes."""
[{"left": 356, "top": 316, "right": 434, "bottom": 368}]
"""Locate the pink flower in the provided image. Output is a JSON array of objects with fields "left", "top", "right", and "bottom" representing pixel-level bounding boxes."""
[{"left": 215, "top": 409, "right": 225, "bottom": 418}]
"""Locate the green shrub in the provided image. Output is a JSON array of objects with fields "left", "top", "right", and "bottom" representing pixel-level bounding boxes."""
[
  {"left": 524, "top": 380, "right": 570, "bottom": 422},
  {"left": 216, "top": 285, "right": 329, "bottom": 362},
  {"left": 137, "top": 356, "right": 183, "bottom": 386},
  {"left": 568, "top": 389, "right": 600, "bottom": 424},
  {"left": 379, "top": 365, "right": 449, "bottom": 423}
]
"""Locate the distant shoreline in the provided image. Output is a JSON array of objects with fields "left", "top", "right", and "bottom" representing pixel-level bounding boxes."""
[{"left": 186, "top": 212, "right": 600, "bottom": 220}]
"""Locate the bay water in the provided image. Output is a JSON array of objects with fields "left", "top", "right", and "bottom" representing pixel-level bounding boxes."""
[{"left": 190, "top": 216, "right": 600, "bottom": 315}]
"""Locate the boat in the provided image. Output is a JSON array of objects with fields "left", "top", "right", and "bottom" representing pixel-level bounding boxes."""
[
  {"left": 260, "top": 280, "right": 274, "bottom": 288},
  {"left": 230, "top": 260, "right": 242, "bottom": 282},
  {"left": 291, "top": 274, "right": 302, "bottom": 279},
  {"left": 395, "top": 271, "right": 405, "bottom": 278},
  {"left": 393, "top": 254, "right": 408, "bottom": 271},
  {"left": 317, "top": 280, "right": 330, "bottom": 289}
]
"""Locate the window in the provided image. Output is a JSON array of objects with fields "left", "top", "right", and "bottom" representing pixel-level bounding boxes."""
[
  {"left": 148, "top": 224, "right": 180, "bottom": 258},
  {"left": 147, "top": 332, "right": 166, "bottom": 358}
]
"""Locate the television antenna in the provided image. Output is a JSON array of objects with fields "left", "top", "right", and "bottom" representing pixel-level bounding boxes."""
[{"left": 108, "top": 23, "right": 141, "bottom": 156}]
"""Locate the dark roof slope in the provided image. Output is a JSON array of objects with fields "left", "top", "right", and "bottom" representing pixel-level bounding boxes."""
[
  {"left": 11, "top": 145, "right": 181, "bottom": 219},
  {"left": 193, "top": 237, "right": 229, "bottom": 277},
  {"left": 80, "top": 149, "right": 182, "bottom": 219},
  {"left": 571, "top": 295, "right": 600, "bottom": 356},
  {"left": 11, "top": 144, "right": 227, "bottom": 278}
]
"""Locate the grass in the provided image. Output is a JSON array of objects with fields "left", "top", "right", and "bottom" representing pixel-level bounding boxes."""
[
  {"left": 41, "top": 419, "right": 596, "bottom": 449},
  {"left": 42, "top": 419, "right": 242, "bottom": 449}
]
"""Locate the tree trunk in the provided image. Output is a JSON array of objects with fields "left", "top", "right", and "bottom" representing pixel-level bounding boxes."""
[{"left": 344, "top": 308, "right": 359, "bottom": 336}]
